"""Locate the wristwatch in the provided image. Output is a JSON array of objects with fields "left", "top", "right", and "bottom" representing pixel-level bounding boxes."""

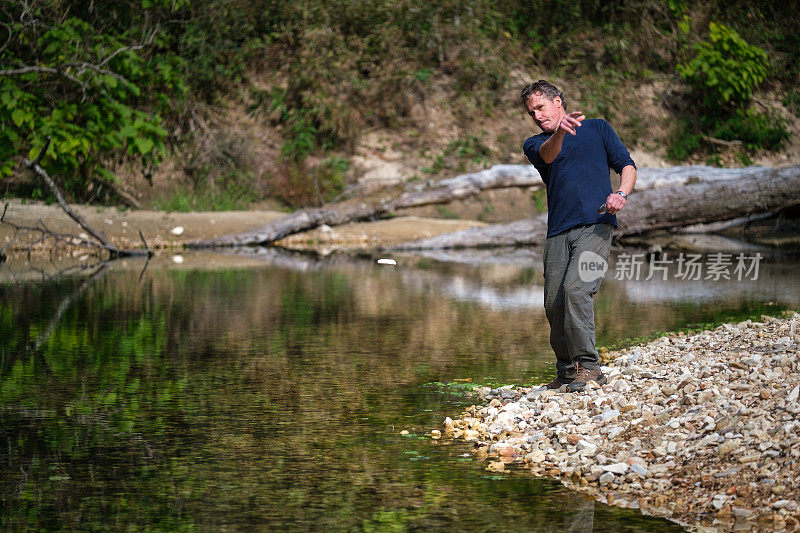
[{"left": 615, "top": 191, "right": 628, "bottom": 199}]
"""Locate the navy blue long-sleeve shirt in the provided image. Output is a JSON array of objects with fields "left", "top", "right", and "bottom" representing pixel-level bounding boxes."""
[{"left": 523, "top": 118, "right": 635, "bottom": 238}]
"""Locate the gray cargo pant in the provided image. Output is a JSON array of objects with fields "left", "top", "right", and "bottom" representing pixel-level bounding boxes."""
[{"left": 543, "top": 223, "right": 613, "bottom": 379}]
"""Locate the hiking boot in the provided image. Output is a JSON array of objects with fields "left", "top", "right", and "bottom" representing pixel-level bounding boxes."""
[
  {"left": 542, "top": 375, "right": 574, "bottom": 390},
  {"left": 564, "top": 364, "right": 607, "bottom": 392}
]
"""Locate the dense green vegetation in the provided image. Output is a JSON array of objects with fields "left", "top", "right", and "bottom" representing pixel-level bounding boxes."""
[
  {"left": 1, "top": 1, "right": 797, "bottom": 207},
  {"left": 669, "top": 20, "right": 791, "bottom": 163}
]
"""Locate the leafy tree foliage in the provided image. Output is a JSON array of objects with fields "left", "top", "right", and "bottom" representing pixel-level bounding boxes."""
[
  {"left": 1, "top": 0, "right": 797, "bottom": 202},
  {"left": 678, "top": 22, "right": 767, "bottom": 107},
  {"left": 0, "top": 1, "right": 189, "bottom": 198},
  {"left": 668, "top": 21, "right": 788, "bottom": 161}
]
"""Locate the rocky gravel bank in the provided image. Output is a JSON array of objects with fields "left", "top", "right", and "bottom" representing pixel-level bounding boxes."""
[{"left": 442, "top": 313, "right": 800, "bottom": 531}]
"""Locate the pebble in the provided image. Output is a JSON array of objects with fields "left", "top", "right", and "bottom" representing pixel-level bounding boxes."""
[
  {"left": 602, "top": 463, "right": 629, "bottom": 475},
  {"left": 528, "top": 450, "right": 546, "bottom": 463},
  {"left": 712, "top": 495, "right": 729, "bottom": 510},
  {"left": 486, "top": 461, "right": 506, "bottom": 473},
  {"left": 599, "top": 472, "right": 615, "bottom": 485},
  {"left": 626, "top": 457, "right": 646, "bottom": 468},
  {"left": 787, "top": 385, "right": 800, "bottom": 403},
  {"left": 594, "top": 409, "right": 620, "bottom": 422},
  {"left": 576, "top": 440, "right": 598, "bottom": 455},
  {"left": 445, "top": 313, "right": 800, "bottom": 530}
]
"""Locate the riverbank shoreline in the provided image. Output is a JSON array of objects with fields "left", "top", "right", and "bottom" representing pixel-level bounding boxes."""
[
  {"left": 0, "top": 200, "right": 484, "bottom": 258},
  {"left": 442, "top": 313, "right": 800, "bottom": 532}
]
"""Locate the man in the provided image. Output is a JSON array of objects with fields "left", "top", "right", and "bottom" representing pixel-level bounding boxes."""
[{"left": 521, "top": 80, "right": 636, "bottom": 392}]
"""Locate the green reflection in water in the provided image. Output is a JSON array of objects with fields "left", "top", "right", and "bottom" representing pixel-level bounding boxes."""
[{"left": 0, "top": 255, "right": 744, "bottom": 531}]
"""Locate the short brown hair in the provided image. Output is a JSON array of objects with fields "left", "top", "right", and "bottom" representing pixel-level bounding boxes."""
[{"left": 521, "top": 80, "right": 567, "bottom": 110}]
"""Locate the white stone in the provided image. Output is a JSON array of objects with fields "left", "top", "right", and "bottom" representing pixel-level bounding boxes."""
[
  {"left": 528, "top": 450, "right": 546, "bottom": 463},
  {"left": 613, "top": 380, "right": 631, "bottom": 393},
  {"left": 593, "top": 409, "right": 620, "bottom": 423},
  {"left": 602, "top": 462, "right": 629, "bottom": 475},
  {"left": 711, "top": 495, "right": 728, "bottom": 510},
  {"left": 577, "top": 440, "right": 598, "bottom": 455},
  {"left": 649, "top": 464, "right": 669, "bottom": 475},
  {"left": 599, "top": 472, "right": 615, "bottom": 485},
  {"left": 787, "top": 385, "right": 800, "bottom": 403},
  {"left": 607, "top": 426, "right": 625, "bottom": 439}
]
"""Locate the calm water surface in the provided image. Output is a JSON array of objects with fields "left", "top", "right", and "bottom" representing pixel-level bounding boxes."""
[{"left": 2, "top": 248, "right": 799, "bottom": 531}]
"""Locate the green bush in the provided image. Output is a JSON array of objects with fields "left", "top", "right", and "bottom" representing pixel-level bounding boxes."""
[
  {"left": 667, "top": 110, "right": 789, "bottom": 161},
  {"left": 0, "top": 11, "right": 183, "bottom": 198},
  {"left": 706, "top": 110, "right": 790, "bottom": 151},
  {"left": 268, "top": 157, "right": 350, "bottom": 208},
  {"left": 154, "top": 171, "right": 259, "bottom": 212},
  {"left": 445, "top": 135, "right": 492, "bottom": 165},
  {"left": 666, "top": 119, "right": 703, "bottom": 161},
  {"left": 784, "top": 88, "right": 800, "bottom": 117},
  {"left": 668, "top": 21, "right": 788, "bottom": 162},
  {"left": 677, "top": 22, "right": 768, "bottom": 107},
  {"left": 421, "top": 135, "right": 492, "bottom": 175}
]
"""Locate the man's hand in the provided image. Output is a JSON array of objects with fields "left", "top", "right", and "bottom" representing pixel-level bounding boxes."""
[
  {"left": 602, "top": 192, "right": 627, "bottom": 215},
  {"left": 556, "top": 111, "right": 585, "bottom": 136},
  {"left": 539, "top": 111, "right": 586, "bottom": 164}
]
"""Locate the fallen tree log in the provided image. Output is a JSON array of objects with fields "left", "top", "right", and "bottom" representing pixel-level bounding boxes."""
[
  {"left": 193, "top": 163, "right": 786, "bottom": 248},
  {"left": 191, "top": 164, "right": 543, "bottom": 247},
  {"left": 392, "top": 165, "right": 800, "bottom": 250},
  {"left": 21, "top": 138, "right": 151, "bottom": 258}
]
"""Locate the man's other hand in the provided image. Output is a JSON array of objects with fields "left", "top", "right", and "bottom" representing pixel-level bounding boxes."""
[{"left": 603, "top": 191, "right": 627, "bottom": 215}]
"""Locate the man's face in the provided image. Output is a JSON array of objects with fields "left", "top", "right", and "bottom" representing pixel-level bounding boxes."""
[{"left": 524, "top": 93, "right": 564, "bottom": 132}]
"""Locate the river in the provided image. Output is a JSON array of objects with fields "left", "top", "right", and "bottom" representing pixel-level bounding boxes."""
[{"left": 2, "top": 247, "right": 799, "bottom": 531}]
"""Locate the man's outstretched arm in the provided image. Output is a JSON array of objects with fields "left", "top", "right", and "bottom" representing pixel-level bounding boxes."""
[{"left": 538, "top": 111, "right": 585, "bottom": 164}]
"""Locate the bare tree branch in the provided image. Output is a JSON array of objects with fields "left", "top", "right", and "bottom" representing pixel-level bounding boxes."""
[
  {"left": 2, "top": 202, "right": 107, "bottom": 254},
  {"left": 22, "top": 138, "right": 151, "bottom": 258},
  {"left": 192, "top": 164, "right": 543, "bottom": 247},
  {"left": 0, "top": 65, "right": 90, "bottom": 92},
  {"left": 98, "top": 23, "right": 159, "bottom": 68},
  {"left": 98, "top": 44, "right": 144, "bottom": 67},
  {"left": 68, "top": 61, "right": 129, "bottom": 84},
  {"left": 24, "top": 138, "right": 115, "bottom": 251},
  {"left": 0, "top": 22, "right": 13, "bottom": 58},
  {"left": 30, "top": 135, "right": 49, "bottom": 165},
  {"left": 701, "top": 135, "right": 744, "bottom": 148},
  {"left": 99, "top": 178, "right": 143, "bottom": 209},
  {"left": 138, "top": 229, "right": 152, "bottom": 254}
]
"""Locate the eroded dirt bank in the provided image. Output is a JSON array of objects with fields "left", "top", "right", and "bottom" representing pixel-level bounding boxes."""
[{"left": 442, "top": 313, "right": 800, "bottom": 532}]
